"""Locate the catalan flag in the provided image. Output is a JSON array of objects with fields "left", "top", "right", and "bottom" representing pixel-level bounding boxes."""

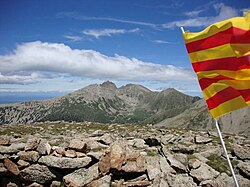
[{"left": 183, "top": 12, "right": 250, "bottom": 119}]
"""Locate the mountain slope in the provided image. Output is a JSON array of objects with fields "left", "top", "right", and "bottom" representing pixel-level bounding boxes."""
[
  {"left": 0, "top": 81, "right": 198, "bottom": 124},
  {"left": 156, "top": 99, "right": 250, "bottom": 137}
]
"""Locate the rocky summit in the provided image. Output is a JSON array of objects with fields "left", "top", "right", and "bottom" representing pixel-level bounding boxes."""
[{"left": 0, "top": 122, "right": 250, "bottom": 187}]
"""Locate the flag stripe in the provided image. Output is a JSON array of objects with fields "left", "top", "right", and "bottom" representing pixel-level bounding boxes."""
[
  {"left": 198, "top": 75, "right": 233, "bottom": 90},
  {"left": 192, "top": 54, "right": 250, "bottom": 72},
  {"left": 197, "top": 69, "right": 250, "bottom": 80},
  {"left": 240, "top": 89, "right": 250, "bottom": 102},
  {"left": 186, "top": 27, "right": 250, "bottom": 53},
  {"left": 183, "top": 17, "right": 249, "bottom": 43},
  {"left": 202, "top": 80, "right": 250, "bottom": 100},
  {"left": 206, "top": 87, "right": 241, "bottom": 110},
  {"left": 189, "top": 44, "right": 250, "bottom": 63},
  {"left": 210, "top": 96, "right": 248, "bottom": 118}
]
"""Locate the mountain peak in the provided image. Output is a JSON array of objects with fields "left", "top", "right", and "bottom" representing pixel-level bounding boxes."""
[{"left": 100, "top": 81, "right": 117, "bottom": 89}]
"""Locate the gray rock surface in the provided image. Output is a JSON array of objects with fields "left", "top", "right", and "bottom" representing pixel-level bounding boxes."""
[
  {"left": 38, "top": 156, "right": 92, "bottom": 169},
  {"left": 20, "top": 164, "right": 56, "bottom": 184},
  {"left": 190, "top": 163, "right": 220, "bottom": 182},
  {"left": 63, "top": 164, "right": 99, "bottom": 187}
]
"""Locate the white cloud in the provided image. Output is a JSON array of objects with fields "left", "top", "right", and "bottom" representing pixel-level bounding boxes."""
[
  {"left": 184, "top": 10, "right": 204, "bottom": 17},
  {"left": 57, "top": 12, "right": 159, "bottom": 29},
  {"left": 82, "top": 28, "right": 139, "bottom": 38},
  {"left": 163, "top": 3, "right": 238, "bottom": 28},
  {"left": 0, "top": 41, "right": 195, "bottom": 85},
  {"left": 153, "top": 40, "right": 174, "bottom": 44},
  {"left": 63, "top": 35, "right": 82, "bottom": 42}
]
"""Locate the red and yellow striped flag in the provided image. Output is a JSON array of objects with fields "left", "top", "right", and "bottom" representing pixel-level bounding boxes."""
[{"left": 183, "top": 12, "right": 250, "bottom": 119}]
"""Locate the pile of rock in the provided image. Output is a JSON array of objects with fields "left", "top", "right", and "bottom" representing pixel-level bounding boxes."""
[{"left": 0, "top": 124, "right": 250, "bottom": 187}]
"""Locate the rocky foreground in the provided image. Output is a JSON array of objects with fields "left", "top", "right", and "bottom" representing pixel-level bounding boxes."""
[{"left": 0, "top": 122, "right": 250, "bottom": 187}]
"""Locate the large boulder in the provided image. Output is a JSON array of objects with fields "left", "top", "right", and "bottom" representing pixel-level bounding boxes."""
[
  {"left": 20, "top": 164, "right": 56, "bottom": 184},
  {"left": 63, "top": 164, "right": 99, "bottom": 187},
  {"left": 18, "top": 151, "right": 40, "bottom": 162},
  {"left": 38, "top": 156, "right": 92, "bottom": 169},
  {"left": 233, "top": 145, "right": 250, "bottom": 160},
  {"left": 190, "top": 163, "right": 220, "bottom": 182},
  {"left": 4, "top": 158, "right": 20, "bottom": 175}
]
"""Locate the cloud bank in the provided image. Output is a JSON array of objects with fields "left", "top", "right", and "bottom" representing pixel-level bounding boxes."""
[{"left": 0, "top": 41, "right": 194, "bottom": 84}]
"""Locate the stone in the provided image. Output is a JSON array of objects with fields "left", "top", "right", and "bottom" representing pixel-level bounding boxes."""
[
  {"left": 160, "top": 134, "right": 175, "bottom": 145},
  {"left": 200, "top": 147, "right": 222, "bottom": 158},
  {"left": 63, "top": 164, "right": 99, "bottom": 187},
  {"left": 17, "top": 159, "right": 30, "bottom": 168},
  {"left": 166, "top": 174, "right": 197, "bottom": 187},
  {"left": 145, "top": 156, "right": 162, "bottom": 180},
  {"left": 0, "top": 135, "right": 10, "bottom": 145},
  {"left": 200, "top": 173, "right": 250, "bottom": 187},
  {"left": 0, "top": 146, "right": 18, "bottom": 154},
  {"left": 38, "top": 155, "right": 92, "bottom": 169},
  {"left": 90, "top": 130, "right": 104, "bottom": 137},
  {"left": 190, "top": 163, "right": 220, "bottom": 182},
  {"left": 86, "top": 140, "right": 108, "bottom": 151},
  {"left": 159, "top": 156, "right": 176, "bottom": 175},
  {"left": 165, "top": 154, "right": 187, "bottom": 173},
  {"left": 68, "top": 139, "right": 89, "bottom": 153},
  {"left": 86, "top": 175, "right": 111, "bottom": 187},
  {"left": 25, "top": 138, "right": 40, "bottom": 151},
  {"left": 18, "top": 151, "right": 40, "bottom": 162},
  {"left": 37, "top": 139, "right": 51, "bottom": 155},
  {"left": 76, "top": 152, "right": 87, "bottom": 158},
  {"left": 188, "top": 158, "right": 202, "bottom": 169},
  {"left": 98, "top": 133, "right": 113, "bottom": 145},
  {"left": 10, "top": 143, "right": 25, "bottom": 150},
  {"left": 171, "top": 144, "right": 195, "bottom": 154},
  {"left": 109, "top": 143, "right": 126, "bottom": 170},
  {"left": 64, "top": 149, "right": 77, "bottom": 158},
  {"left": 131, "top": 138, "right": 148, "bottom": 149},
  {"left": 174, "top": 153, "right": 187, "bottom": 165},
  {"left": 20, "top": 164, "right": 56, "bottom": 184},
  {"left": 50, "top": 181, "right": 61, "bottom": 187},
  {"left": 233, "top": 145, "right": 250, "bottom": 160},
  {"left": 99, "top": 151, "right": 111, "bottom": 174},
  {"left": 192, "top": 153, "right": 209, "bottom": 163},
  {"left": 26, "top": 182, "right": 43, "bottom": 187},
  {"left": 4, "top": 158, "right": 20, "bottom": 175},
  {"left": 237, "top": 161, "right": 250, "bottom": 178},
  {"left": 121, "top": 152, "right": 145, "bottom": 173},
  {"left": 52, "top": 146, "right": 65, "bottom": 155},
  {"left": 194, "top": 135, "right": 212, "bottom": 144},
  {"left": 152, "top": 177, "right": 168, "bottom": 187}
]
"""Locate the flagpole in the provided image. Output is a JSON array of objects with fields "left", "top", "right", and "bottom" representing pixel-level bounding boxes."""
[
  {"left": 180, "top": 27, "right": 185, "bottom": 34},
  {"left": 214, "top": 119, "right": 239, "bottom": 187}
]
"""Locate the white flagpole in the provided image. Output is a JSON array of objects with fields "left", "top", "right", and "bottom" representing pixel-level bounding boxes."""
[
  {"left": 180, "top": 27, "right": 185, "bottom": 34},
  {"left": 181, "top": 26, "right": 239, "bottom": 187},
  {"left": 214, "top": 119, "right": 239, "bottom": 187}
]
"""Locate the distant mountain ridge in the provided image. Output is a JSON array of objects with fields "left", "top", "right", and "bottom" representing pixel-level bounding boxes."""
[
  {"left": 1, "top": 81, "right": 249, "bottom": 137},
  {"left": 0, "top": 81, "right": 199, "bottom": 125}
]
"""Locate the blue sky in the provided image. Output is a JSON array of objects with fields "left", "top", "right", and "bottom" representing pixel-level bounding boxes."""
[{"left": 0, "top": 0, "right": 249, "bottom": 96}]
